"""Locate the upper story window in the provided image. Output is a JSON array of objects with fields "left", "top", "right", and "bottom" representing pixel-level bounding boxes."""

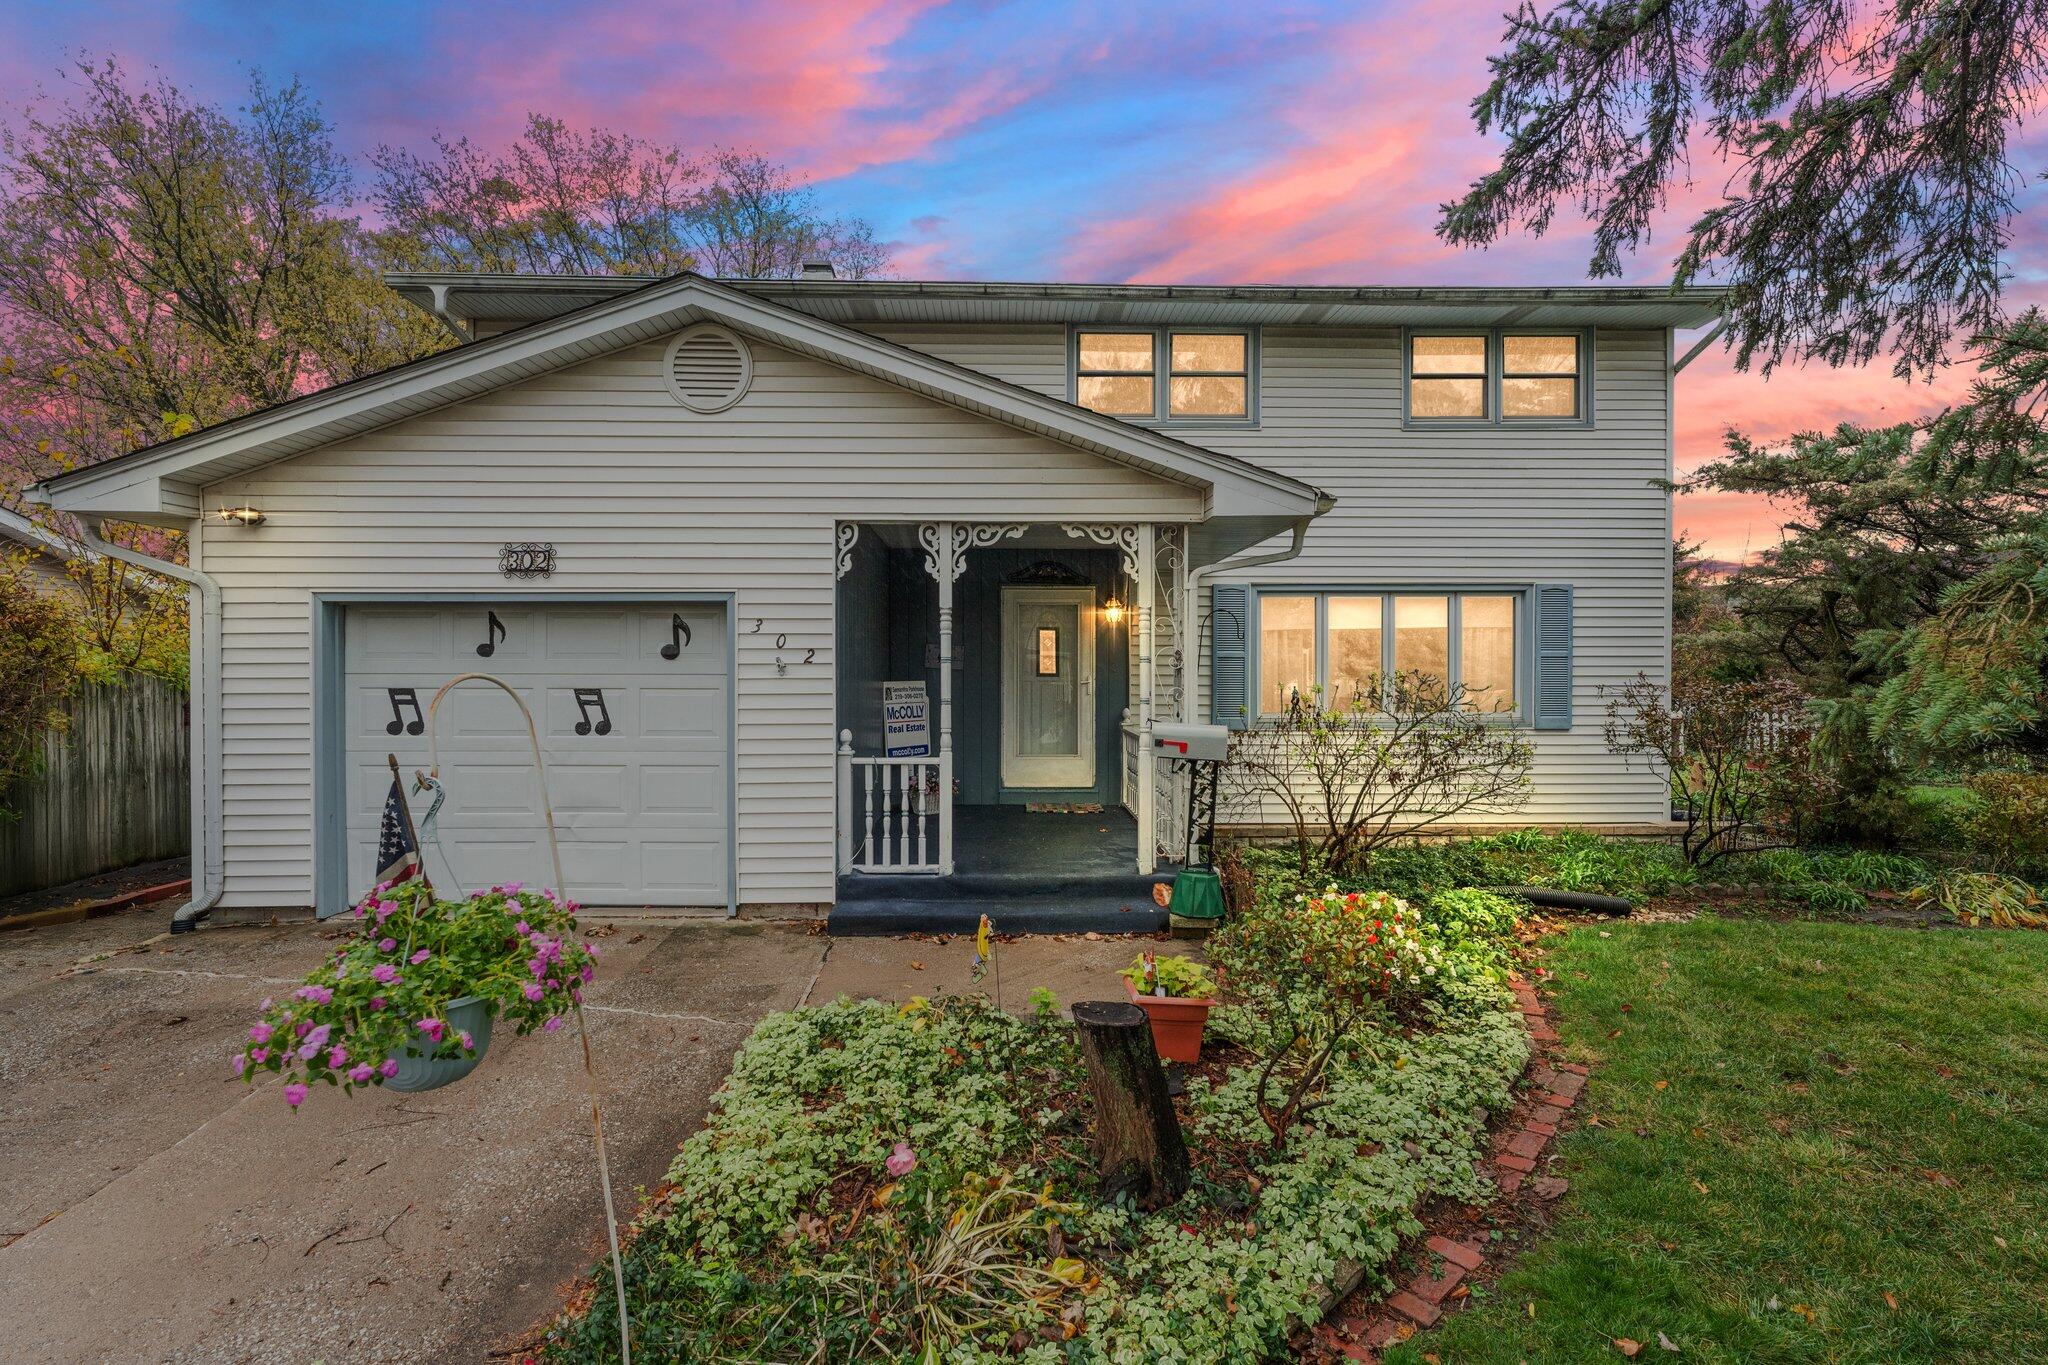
[
  {"left": 1407, "top": 330, "right": 1588, "bottom": 425},
  {"left": 1073, "top": 328, "right": 1254, "bottom": 424}
]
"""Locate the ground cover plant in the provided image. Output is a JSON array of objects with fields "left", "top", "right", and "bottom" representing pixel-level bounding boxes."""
[
  {"left": 540, "top": 872, "right": 1533, "bottom": 1363},
  {"left": 1389, "top": 916, "right": 2048, "bottom": 1364}
]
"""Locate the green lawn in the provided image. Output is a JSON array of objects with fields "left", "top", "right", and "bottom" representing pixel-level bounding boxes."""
[{"left": 1388, "top": 917, "right": 2048, "bottom": 1363}]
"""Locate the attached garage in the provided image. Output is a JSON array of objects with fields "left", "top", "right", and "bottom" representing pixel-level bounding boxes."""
[{"left": 328, "top": 599, "right": 733, "bottom": 913}]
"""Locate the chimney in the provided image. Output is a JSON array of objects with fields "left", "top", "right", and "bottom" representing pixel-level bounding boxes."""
[{"left": 799, "top": 259, "right": 837, "bottom": 280}]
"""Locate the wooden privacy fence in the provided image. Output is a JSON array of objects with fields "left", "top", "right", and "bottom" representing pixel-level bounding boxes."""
[{"left": 0, "top": 677, "right": 190, "bottom": 898}]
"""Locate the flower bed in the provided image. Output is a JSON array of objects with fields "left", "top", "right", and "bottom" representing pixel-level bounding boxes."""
[{"left": 539, "top": 877, "right": 1531, "bottom": 1363}]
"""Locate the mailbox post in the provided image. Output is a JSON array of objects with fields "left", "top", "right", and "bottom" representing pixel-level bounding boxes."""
[{"left": 1150, "top": 722, "right": 1231, "bottom": 926}]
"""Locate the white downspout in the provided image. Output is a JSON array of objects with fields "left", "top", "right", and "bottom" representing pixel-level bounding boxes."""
[
  {"left": 76, "top": 518, "right": 224, "bottom": 933},
  {"left": 1180, "top": 512, "right": 1321, "bottom": 722}
]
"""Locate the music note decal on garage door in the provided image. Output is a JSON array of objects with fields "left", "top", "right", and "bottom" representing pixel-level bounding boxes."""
[
  {"left": 659, "top": 613, "right": 691, "bottom": 660},
  {"left": 476, "top": 610, "right": 506, "bottom": 658},
  {"left": 572, "top": 686, "right": 613, "bottom": 736},
  {"left": 384, "top": 687, "right": 424, "bottom": 736}
]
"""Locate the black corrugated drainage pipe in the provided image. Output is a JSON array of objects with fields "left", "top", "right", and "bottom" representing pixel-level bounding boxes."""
[{"left": 1494, "top": 886, "right": 1633, "bottom": 916}]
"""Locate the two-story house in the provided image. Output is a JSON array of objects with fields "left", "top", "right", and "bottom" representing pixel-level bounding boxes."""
[{"left": 27, "top": 270, "right": 1719, "bottom": 930}]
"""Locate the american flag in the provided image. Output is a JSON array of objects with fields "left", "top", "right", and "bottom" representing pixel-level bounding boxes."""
[{"left": 376, "top": 778, "right": 421, "bottom": 886}]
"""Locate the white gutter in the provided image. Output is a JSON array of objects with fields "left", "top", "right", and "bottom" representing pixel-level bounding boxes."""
[
  {"left": 1180, "top": 513, "right": 1320, "bottom": 723},
  {"left": 75, "top": 517, "right": 224, "bottom": 933},
  {"left": 1672, "top": 319, "right": 1729, "bottom": 373}
]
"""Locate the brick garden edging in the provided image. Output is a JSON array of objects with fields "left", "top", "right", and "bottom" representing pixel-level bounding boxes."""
[{"left": 1311, "top": 970, "right": 1587, "bottom": 1360}]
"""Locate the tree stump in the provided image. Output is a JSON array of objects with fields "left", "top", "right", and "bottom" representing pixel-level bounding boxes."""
[{"left": 1071, "top": 1001, "right": 1190, "bottom": 1208}]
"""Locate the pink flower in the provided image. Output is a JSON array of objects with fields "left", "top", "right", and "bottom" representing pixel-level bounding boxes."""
[
  {"left": 527, "top": 957, "right": 546, "bottom": 978},
  {"left": 504, "top": 882, "right": 524, "bottom": 894},
  {"left": 374, "top": 900, "right": 397, "bottom": 923},
  {"left": 368, "top": 996, "right": 386, "bottom": 1011},
  {"left": 371, "top": 963, "right": 399, "bottom": 985},
  {"left": 233, "top": 1055, "right": 247, "bottom": 1076},
  {"left": 251, "top": 1048, "right": 268, "bottom": 1064},
  {"left": 886, "top": 1142, "right": 917, "bottom": 1177},
  {"left": 586, "top": 943, "right": 600, "bottom": 960},
  {"left": 283, "top": 1083, "right": 308, "bottom": 1108},
  {"left": 259, "top": 996, "right": 273, "bottom": 1011},
  {"left": 543, "top": 1016, "right": 562, "bottom": 1033},
  {"left": 347, "top": 1062, "right": 374, "bottom": 1084},
  {"left": 303, "top": 1023, "right": 331, "bottom": 1050},
  {"left": 354, "top": 902, "right": 367, "bottom": 919},
  {"left": 295, "top": 1020, "right": 312, "bottom": 1038},
  {"left": 515, "top": 920, "right": 530, "bottom": 935},
  {"left": 378, "top": 937, "right": 397, "bottom": 952},
  {"left": 457, "top": 1031, "right": 473, "bottom": 1050},
  {"left": 249, "top": 1022, "right": 273, "bottom": 1044},
  {"left": 380, "top": 1058, "right": 399, "bottom": 1078},
  {"left": 417, "top": 1017, "right": 444, "bottom": 1042},
  {"left": 294, "top": 985, "right": 332, "bottom": 1004},
  {"left": 327, "top": 1045, "right": 348, "bottom": 1068},
  {"left": 580, "top": 964, "right": 595, "bottom": 983},
  {"left": 410, "top": 949, "right": 430, "bottom": 965},
  {"left": 523, "top": 982, "right": 544, "bottom": 1002}
]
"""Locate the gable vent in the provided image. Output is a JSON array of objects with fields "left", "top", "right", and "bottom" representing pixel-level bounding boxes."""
[{"left": 663, "top": 325, "right": 752, "bottom": 413}]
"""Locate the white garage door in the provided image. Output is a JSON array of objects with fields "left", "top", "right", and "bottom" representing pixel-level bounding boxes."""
[{"left": 343, "top": 602, "right": 729, "bottom": 907}]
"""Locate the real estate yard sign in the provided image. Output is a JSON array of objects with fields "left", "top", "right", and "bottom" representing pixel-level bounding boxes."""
[{"left": 884, "top": 681, "right": 931, "bottom": 757}]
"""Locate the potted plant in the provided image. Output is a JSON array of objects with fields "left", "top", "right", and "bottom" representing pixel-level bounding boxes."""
[
  {"left": 234, "top": 878, "right": 599, "bottom": 1105},
  {"left": 1119, "top": 951, "right": 1220, "bottom": 1063}
]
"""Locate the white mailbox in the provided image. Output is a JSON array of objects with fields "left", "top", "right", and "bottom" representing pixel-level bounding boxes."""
[{"left": 1151, "top": 722, "right": 1231, "bottom": 763}]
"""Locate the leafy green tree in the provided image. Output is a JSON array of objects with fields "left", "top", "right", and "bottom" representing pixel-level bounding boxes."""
[
  {"left": 1442, "top": 0, "right": 2047, "bottom": 377},
  {"left": 0, "top": 553, "right": 82, "bottom": 816}
]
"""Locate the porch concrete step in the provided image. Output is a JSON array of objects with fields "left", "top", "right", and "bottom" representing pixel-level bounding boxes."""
[{"left": 826, "top": 891, "right": 1168, "bottom": 937}]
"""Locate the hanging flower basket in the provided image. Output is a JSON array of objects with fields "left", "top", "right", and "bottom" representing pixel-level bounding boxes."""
[
  {"left": 234, "top": 879, "right": 597, "bottom": 1108},
  {"left": 383, "top": 994, "right": 496, "bottom": 1093}
]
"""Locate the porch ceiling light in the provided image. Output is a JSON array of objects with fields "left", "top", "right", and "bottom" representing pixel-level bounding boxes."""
[
  {"left": 215, "top": 505, "right": 266, "bottom": 527},
  {"left": 1101, "top": 596, "right": 1126, "bottom": 627}
]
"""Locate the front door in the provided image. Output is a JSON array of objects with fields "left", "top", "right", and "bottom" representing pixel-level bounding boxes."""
[{"left": 1001, "top": 586, "right": 1097, "bottom": 789}]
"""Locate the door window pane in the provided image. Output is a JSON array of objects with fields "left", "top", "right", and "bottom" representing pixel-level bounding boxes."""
[
  {"left": 1259, "top": 596, "right": 1316, "bottom": 714},
  {"left": 1461, "top": 595, "right": 1517, "bottom": 712},
  {"left": 1328, "top": 595, "right": 1383, "bottom": 705},
  {"left": 1393, "top": 595, "right": 1450, "bottom": 686}
]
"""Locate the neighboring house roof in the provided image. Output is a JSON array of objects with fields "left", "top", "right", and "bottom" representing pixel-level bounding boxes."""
[
  {"left": 28, "top": 272, "right": 1331, "bottom": 528},
  {"left": 386, "top": 272, "right": 1730, "bottom": 334},
  {"left": 0, "top": 506, "right": 93, "bottom": 564}
]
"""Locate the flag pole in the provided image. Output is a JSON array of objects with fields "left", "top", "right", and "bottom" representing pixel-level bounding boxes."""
[{"left": 385, "top": 753, "right": 432, "bottom": 896}]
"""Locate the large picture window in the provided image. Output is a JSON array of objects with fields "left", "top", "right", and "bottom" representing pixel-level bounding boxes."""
[
  {"left": 1257, "top": 590, "right": 1521, "bottom": 715},
  {"left": 1407, "top": 331, "right": 1587, "bottom": 425},
  {"left": 1074, "top": 328, "right": 1254, "bottom": 423}
]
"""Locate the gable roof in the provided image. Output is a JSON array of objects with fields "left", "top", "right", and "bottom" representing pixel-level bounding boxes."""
[{"left": 28, "top": 272, "right": 1330, "bottom": 525}]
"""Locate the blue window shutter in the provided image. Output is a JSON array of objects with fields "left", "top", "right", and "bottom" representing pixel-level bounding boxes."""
[
  {"left": 1210, "top": 583, "right": 1251, "bottom": 730},
  {"left": 1533, "top": 583, "right": 1573, "bottom": 731}
]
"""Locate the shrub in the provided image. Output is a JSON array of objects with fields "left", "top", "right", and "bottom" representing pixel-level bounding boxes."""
[
  {"left": 1909, "top": 869, "right": 2048, "bottom": 928},
  {"left": 1420, "top": 886, "right": 1525, "bottom": 943},
  {"left": 1963, "top": 772, "right": 2048, "bottom": 877},
  {"left": 1604, "top": 670, "right": 1820, "bottom": 866},
  {"left": 1224, "top": 672, "right": 1534, "bottom": 877},
  {"left": 1358, "top": 829, "right": 1695, "bottom": 902}
]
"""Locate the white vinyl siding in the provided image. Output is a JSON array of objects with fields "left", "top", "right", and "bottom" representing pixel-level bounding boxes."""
[
  {"left": 198, "top": 337, "right": 1203, "bottom": 910},
  {"left": 859, "top": 323, "right": 1671, "bottom": 825}
]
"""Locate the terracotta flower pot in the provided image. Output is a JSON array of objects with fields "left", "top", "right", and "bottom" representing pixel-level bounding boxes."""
[{"left": 1123, "top": 976, "right": 1216, "bottom": 1064}]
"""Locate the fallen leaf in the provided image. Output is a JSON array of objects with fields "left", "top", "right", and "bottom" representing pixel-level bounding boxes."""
[
  {"left": 909, "top": 961, "right": 926, "bottom": 971},
  {"left": 1768, "top": 1117, "right": 1792, "bottom": 1136},
  {"left": 1935, "top": 1064, "right": 1955, "bottom": 1079},
  {"left": 1527, "top": 1301, "right": 1537, "bottom": 1319},
  {"left": 1789, "top": 1303, "right": 1815, "bottom": 1322},
  {"left": 1654, "top": 1080, "right": 1669, "bottom": 1091},
  {"left": 1920, "top": 1168, "right": 1958, "bottom": 1189},
  {"left": 1766, "top": 1296, "right": 1781, "bottom": 1312},
  {"left": 1657, "top": 1330, "right": 1680, "bottom": 1352},
  {"left": 1152, "top": 882, "right": 1172, "bottom": 908},
  {"left": 1884, "top": 1291, "right": 1899, "bottom": 1311},
  {"left": 1615, "top": 1338, "right": 1643, "bottom": 1357},
  {"left": 1995, "top": 1235, "right": 2009, "bottom": 1249},
  {"left": 1692, "top": 1179, "right": 1710, "bottom": 1195}
]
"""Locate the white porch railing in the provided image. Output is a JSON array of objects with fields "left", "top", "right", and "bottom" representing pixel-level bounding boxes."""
[{"left": 838, "top": 732, "right": 947, "bottom": 874}]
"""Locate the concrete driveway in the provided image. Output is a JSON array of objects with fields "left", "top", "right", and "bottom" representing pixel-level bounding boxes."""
[{"left": 0, "top": 909, "right": 1153, "bottom": 1363}]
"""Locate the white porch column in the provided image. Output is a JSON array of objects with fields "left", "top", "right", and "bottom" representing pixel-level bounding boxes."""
[
  {"left": 1135, "top": 523, "right": 1157, "bottom": 875},
  {"left": 935, "top": 521, "right": 957, "bottom": 875}
]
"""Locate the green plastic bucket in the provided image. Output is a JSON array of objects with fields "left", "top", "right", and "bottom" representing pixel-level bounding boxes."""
[{"left": 1166, "top": 867, "right": 1226, "bottom": 927}]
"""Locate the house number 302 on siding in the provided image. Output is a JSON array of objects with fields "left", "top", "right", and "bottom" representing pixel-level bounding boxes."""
[{"left": 750, "top": 619, "right": 816, "bottom": 675}]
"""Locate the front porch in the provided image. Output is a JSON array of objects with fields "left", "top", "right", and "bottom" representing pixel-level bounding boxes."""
[{"left": 830, "top": 520, "right": 1192, "bottom": 933}]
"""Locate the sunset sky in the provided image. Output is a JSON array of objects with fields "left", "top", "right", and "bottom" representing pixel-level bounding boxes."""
[{"left": 9, "top": 0, "right": 2045, "bottom": 559}]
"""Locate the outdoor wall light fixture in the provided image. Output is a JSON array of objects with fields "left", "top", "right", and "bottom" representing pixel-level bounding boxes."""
[
  {"left": 215, "top": 505, "right": 267, "bottom": 527},
  {"left": 1101, "top": 596, "right": 1126, "bottom": 627}
]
